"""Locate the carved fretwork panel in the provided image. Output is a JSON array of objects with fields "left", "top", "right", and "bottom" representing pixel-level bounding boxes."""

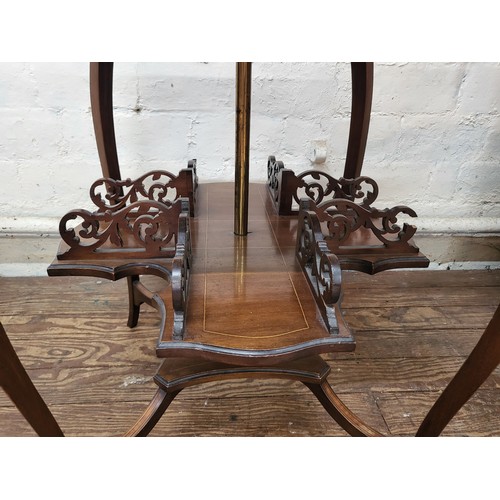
[
  {"left": 267, "top": 156, "right": 380, "bottom": 215},
  {"left": 57, "top": 198, "right": 190, "bottom": 261},
  {"left": 297, "top": 197, "right": 429, "bottom": 274},
  {"left": 295, "top": 207, "right": 343, "bottom": 335},
  {"left": 313, "top": 199, "right": 419, "bottom": 254},
  {"left": 50, "top": 194, "right": 192, "bottom": 340},
  {"left": 90, "top": 161, "right": 198, "bottom": 216}
]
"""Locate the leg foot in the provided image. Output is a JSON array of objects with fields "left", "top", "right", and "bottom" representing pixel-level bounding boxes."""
[
  {"left": 0, "top": 323, "right": 64, "bottom": 436},
  {"left": 123, "top": 387, "right": 181, "bottom": 437},
  {"left": 416, "top": 304, "right": 500, "bottom": 436},
  {"left": 304, "top": 380, "right": 382, "bottom": 437}
]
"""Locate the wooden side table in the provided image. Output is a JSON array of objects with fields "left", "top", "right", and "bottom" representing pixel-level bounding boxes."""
[{"left": 47, "top": 62, "right": 433, "bottom": 436}]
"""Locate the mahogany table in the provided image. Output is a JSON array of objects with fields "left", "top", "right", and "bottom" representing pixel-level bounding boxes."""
[
  {"left": 48, "top": 178, "right": 432, "bottom": 436},
  {"left": 2, "top": 62, "right": 498, "bottom": 437},
  {"left": 46, "top": 62, "right": 430, "bottom": 435}
]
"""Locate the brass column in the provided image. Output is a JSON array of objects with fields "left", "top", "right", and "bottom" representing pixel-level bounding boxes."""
[{"left": 234, "top": 62, "right": 252, "bottom": 236}]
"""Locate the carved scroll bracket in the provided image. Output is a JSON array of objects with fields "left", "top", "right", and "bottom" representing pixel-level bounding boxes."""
[
  {"left": 267, "top": 156, "right": 379, "bottom": 215},
  {"left": 57, "top": 199, "right": 187, "bottom": 260},
  {"left": 312, "top": 198, "right": 418, "bottom": 252},
  {"left": 296, "top": 201, "right": 343, "bottom": 334},
  {"left": 52, "top": 196, "right": 191, "bottom": 342},
  {"left": 90, "top": 161, "right": 198, "bottom": 216}
]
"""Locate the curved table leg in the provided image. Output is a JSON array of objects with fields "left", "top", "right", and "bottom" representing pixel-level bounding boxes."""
[
  {"left": 89, "top": 62, "right": 121, "bottom": 180},
  {"left": 126, "top": 274, "right": 171, "bottom": 332},
  {"left": 123, "top": 387, "right": 182, "bottom": 437},
  {"left": 344, "top": 62, "right": 374, "bottom": 180},
  {"left": 304, "top": 380, "right": 383, "bottom": 437},
  {"left": 416, "top": 303, "right": 500, "bottom": 436},
  {"left": 0, "top": 323, "right": 64, "bottom": 436},
  {"left": 127, "top": 275, "right": 142, "bottom": 328},
  {"left": 148, "top": 356, "right": 383, "bottom": 437}
]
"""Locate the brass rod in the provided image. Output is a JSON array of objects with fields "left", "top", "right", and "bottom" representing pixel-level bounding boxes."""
[{"left": 234, "top": 62, "right": 252, "bottom": 236}]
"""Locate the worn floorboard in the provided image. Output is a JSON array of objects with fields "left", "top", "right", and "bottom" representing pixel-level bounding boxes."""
[{"left": 0, "top": 270, "right": 499, "bottom": 436}]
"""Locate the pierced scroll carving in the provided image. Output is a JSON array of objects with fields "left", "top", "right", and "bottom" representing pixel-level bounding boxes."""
[
  {"left": 172, "top": 210, "right": 191, "bottom": 339},
  {"left": 296, "top": 207, "right": 342, "bottom": 335},
  {"left": 296, "top": 192, "right": 429, "bottom": 274},
  {"left": 309, "top": 198, "right": 419, "bottom": 253},
  {"left": 90, "top": 160, "right": 198, "bottom": 216},
  {"left": 266, "top": 155, "right": 379, "bottom": 215},
  {"left": 187, "top": 159, "right": 199, "bottom": 211},
  {"left": 90, "top": 172, "right": 178, "bottom": 210},
  {"left": 267, "top": 155, "right": 285, "bottom": 204},
  {"left": 57, "top": 198, "right": 190, "bottom": 261},
  {"left": 52, "top": 196, "right": 191, "bottom": 340},
  {"left": 294, "top": 171, "right": 378, "bottom": 207}
]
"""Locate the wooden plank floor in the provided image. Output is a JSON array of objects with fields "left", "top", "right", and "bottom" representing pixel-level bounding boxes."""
[{"left": 0, "top": 269, "right": 498, "bottom": 436}]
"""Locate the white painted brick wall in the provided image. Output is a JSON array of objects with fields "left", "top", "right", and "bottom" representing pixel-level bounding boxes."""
[{"left": 0, "top": 62, "right": 499, "bottom": 234}]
